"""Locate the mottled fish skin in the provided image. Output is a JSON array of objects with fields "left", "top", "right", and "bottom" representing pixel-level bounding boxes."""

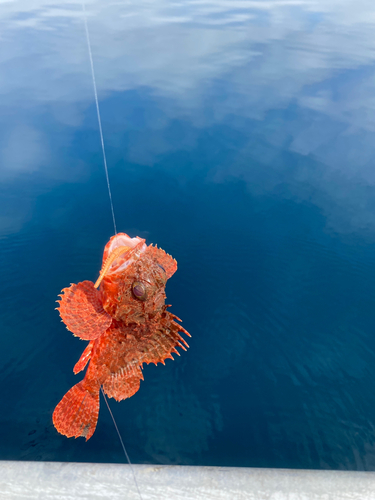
[{"left": 53, "top": 233, "right": 190, "bottom": 440}]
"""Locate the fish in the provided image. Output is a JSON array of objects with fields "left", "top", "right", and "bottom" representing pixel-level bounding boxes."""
[{"left": 52, "top": 233, "right": 190, "bottom": 440}]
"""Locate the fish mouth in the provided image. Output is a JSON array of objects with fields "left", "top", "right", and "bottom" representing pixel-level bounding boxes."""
[{"left": 103, "top": 233, "right": 147, "bottom": 276}]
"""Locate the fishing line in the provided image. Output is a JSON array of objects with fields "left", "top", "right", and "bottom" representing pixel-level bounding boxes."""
[
  {"left": 82, "top": 0, "right": 117, "bottom": 236},
  {"left": 81, "top": 3, "right": 143, "bottom": 499},
  {"left": 101, "top": 388, "right": 144, "bottom": 500}
]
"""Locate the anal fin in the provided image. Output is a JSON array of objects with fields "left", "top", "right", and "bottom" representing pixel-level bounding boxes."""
[{"left": 102, "top": 363, "right": 144, "bottom": 402}]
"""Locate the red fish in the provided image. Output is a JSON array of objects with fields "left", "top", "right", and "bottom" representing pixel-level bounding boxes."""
[{"left": 53, "top": 233, "right": 190, "bottom": 440}]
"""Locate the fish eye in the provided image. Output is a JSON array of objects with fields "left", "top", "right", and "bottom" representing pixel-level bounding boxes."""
[{"left": 132, "top": 281, "right": 147, "bottom": 300}]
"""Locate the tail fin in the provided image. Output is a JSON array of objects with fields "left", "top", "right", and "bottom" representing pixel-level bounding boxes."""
[{"left": 53, "top": 381, "right": 99, "bottom": 440}]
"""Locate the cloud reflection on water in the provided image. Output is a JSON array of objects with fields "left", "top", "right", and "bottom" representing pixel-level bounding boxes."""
[{"left": 1, "top": 0, "right": 375, "bottom": 233}]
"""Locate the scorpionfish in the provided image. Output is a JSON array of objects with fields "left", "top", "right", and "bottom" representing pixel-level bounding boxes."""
[{"left": 53, "top": 233, "right": 189, "bottom": 440}]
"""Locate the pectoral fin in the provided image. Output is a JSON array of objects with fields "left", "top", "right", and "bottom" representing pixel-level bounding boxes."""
[{"left": 57, "top": 281, "right": 112, "bottom": 340}]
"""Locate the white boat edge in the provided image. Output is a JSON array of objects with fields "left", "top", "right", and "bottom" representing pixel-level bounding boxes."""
[{"left": 1, "top": 461, "right": 375, "bottom": 499}]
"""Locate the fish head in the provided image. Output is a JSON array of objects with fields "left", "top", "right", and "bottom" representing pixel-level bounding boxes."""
[{"left": 100, "top": 233, "right": 177, "bottom": 325}]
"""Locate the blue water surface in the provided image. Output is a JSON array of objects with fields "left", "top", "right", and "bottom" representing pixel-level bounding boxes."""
[{"left": 1, "top": 0, "right": 375, "bottom": 470}]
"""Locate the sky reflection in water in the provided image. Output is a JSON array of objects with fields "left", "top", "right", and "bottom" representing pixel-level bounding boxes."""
[{"left": 1, "top": 0, "right": 375, "bottom": 469}]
